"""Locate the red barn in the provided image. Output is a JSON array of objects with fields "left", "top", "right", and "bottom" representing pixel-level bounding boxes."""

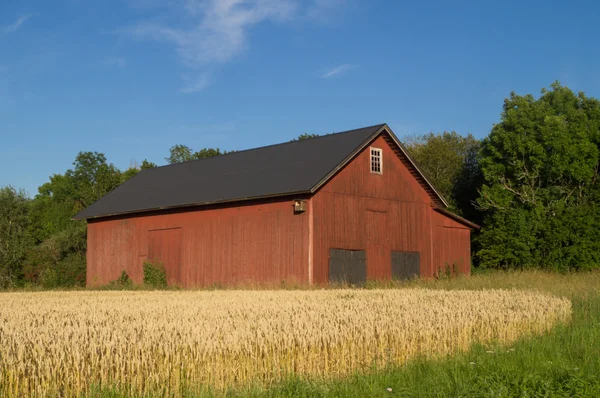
[{"left": 75, "top": 124, "right": 478, "bottom": 287}]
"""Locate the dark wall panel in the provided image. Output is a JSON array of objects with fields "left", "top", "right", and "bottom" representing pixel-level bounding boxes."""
[
  {"left": 391, "top": 251, "right": 420, "bottom": 280},
  {"left": 328, "top": 249, "right": 366, "bottom": 285}
]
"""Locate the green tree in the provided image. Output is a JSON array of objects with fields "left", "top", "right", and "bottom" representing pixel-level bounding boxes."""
[
  {"left": 194, "top": 148, "right": 225, "bottom": 159},
  {"left": 25, "top": 152, "right": 123, "bottom": 286},
  {"left": 404, "top": 131, "right": 482, "bottom": 220},
  {"left": 28, "top": 174, "right": 77, "bottom": 243},
  {"left": 140, "top": 159, "right": 157, "bottom": 169},
  {"left": 476, "top": 82, "right": 600, "bottom": 270},
  {"left": 23, "top": 222, "right": 87, "bottom": 287},
  {"left": 66, "top": 152, "right": 122, "bottom": 213},
  {"left": 29, "top": 151, "right": 122, "bottom": 243},
  {"left": 0, "top": 186, "right": 31, "bottom": 287},
  {"left": 293, "top": 133, "right": 320, "bottom": 141},
  {"left": 121, "top": 159, "right": 157, "bottom": 183},
  {"left": 166, "top": 145, "right": 229, "bottom": 164},
  {"left": 165, "top": 144, "right": 195, "bottom": 164}
]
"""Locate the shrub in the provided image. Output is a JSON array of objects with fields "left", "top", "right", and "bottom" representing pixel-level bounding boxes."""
[
  {"left": 116, "top": 270, "right": 131, "bottom": 285},
  {"left": 106, "top": 270, "right": 133, "bottom": 289},
  {"left": 143, "top": 260, "right": 167, "bottom": 288},
  {"left": 39, "top": 267, "right": 60, "bottom": 289},
  {"left": 23, "top": 223, "right": 87, "bottom": 288}
]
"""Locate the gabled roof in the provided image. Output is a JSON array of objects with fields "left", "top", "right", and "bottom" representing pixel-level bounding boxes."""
[{"left": 74, "top": 124, "right": 449, "bottom": 220}]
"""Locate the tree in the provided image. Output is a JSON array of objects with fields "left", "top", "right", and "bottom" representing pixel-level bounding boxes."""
[
  {"left": 121, "top": 159, "right": 157, "bottom": 183},
  {"left": 293, "top": 133, "right": 319, "bottom": 141},
  {"left": 28, "top": 174, "right": 78, "bottom": 243},
  {"left": 166, "top": 145, "right": 229, "bottom": 164},
  {"left": 0, "top": 186, "right": 31, "bottom": 287},
  {"left": 140, "top": 159, "right": 157, "bottom": 169},
  {"left": 24, "top": 152, "right": 123, "bottom": 287},
  {"left": 475, "top": 82, "right": 600, "bottom": 270},
  {"left": 66, "top": 152, "right": 122, "bottom": 213},
  {"left": 29, "top": 151, "right": 122, "bottom": 242},
  {"left": 404, "top": 131, "right": 482, "bottom": 220},
  {"left": 165, "top": 145, "right": 195, "bottom": 164}
]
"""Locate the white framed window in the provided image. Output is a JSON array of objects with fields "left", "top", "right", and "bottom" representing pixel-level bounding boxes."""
[{"left": 370, "top": 147, "right": 382, "bottom": 174}]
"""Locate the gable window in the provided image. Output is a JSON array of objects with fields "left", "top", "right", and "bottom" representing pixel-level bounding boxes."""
[{"left": 370, "top": 147, "right": 382, "bottom": 174}]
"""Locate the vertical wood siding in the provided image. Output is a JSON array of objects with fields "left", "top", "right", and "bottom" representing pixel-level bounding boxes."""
[
  {"left": 87, "top": 199, "right": 310, "bottom": 287},
  {"left": 312, "top": 135, "right": 437, "bottom": 282},
  {"left": 431, "top": 210, "right": 471, "bottom": 275},
  {"left": 148, "top": 228, "right": 183, "bottom": 285}
]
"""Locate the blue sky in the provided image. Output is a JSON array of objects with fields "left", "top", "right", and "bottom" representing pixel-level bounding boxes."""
[{"left": 1, "top": 0, "right": 600, "bottom": 196}]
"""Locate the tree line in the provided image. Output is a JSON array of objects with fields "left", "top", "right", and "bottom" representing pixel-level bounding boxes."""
[{"left": 1, "top": 82, "right": 599, "bottom": 288}]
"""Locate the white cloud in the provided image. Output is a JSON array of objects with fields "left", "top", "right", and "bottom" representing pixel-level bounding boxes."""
[
  {"left": 179, "top": 73, "right": 211, "bottom": 93},
  {"left": 132, "top": 0, "right": 297, "bottom": 68},
  {"left": 129, "top": 0, "right": 348, "bottom": 92},
  {"left": 104, "top": 56, "right": 127, "bottom": 68},
  {"left": 4, "top": 15, "right": 31, "bottom": 34},
  {"left": 320, "top": 64, "right": 356, "bottom": 79}
]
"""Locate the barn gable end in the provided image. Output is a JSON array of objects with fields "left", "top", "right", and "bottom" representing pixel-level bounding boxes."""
[
  {"left": 312, "top": 133, "right": 437, "bottom": 282},
  {"left": 311, "top": 129, "right": 476, "bottom": 283}
]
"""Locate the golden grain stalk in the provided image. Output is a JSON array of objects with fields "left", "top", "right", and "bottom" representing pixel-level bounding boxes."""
[{"left": 0, "top": 289, "right": 571, "bottom": 397}]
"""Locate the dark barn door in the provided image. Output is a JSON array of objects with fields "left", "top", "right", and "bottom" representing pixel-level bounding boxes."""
[
  {"left": 329, "top": 249, "right": 367, "bottom": 286},
  {"left": 391, "top": 251, "right": 420, "bottom": 280},
  {"left": 148, "top": 228, "right": 183, "bottom": 285}
]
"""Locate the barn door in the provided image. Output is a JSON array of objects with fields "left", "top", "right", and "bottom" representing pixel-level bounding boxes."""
[
  {"left": 329, "top": 249, "right": 366, "bottom": 286},
  {"left": 391, "top": 251, "right": 420, "bottom": 280},
  {"left": 365, "top": 210, "right": 388, "bottom": 279},
  {"left": 148, "top": 228, "right": 183, "bottom": 285}
]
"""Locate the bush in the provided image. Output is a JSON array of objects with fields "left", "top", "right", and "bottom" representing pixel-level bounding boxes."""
[
  {"left": 39, "top": 267, "right": 60, "bottom": 289},
  {"left": 23, "top": 223, "right": 87, "bottom": 288},
  {"left": 116, "top": 270, "right": 131, "bottom": 285},
  {"left": 106, "top": 270, "right": 133, "bottom": 289},
  {"left": 143, "top": 260, "right": 167, "bottom": 288}
]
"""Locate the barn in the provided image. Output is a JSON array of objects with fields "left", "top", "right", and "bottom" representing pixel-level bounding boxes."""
[{"left": 74, "top": 124, "right": 479, "bottom": 287}]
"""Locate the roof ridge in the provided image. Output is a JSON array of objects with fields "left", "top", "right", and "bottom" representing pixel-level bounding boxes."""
[{"left": 150, "top": 123, "right": 387, "bottom": 171}]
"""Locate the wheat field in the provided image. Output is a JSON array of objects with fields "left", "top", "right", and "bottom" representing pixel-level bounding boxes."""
[{"left": 0, "top": 289, "right": 571, "bottom": 397}]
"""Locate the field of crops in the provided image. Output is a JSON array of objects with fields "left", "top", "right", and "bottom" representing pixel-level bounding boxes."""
[{"left": 0, "top": 289, "right": 571, "bottom": 397}]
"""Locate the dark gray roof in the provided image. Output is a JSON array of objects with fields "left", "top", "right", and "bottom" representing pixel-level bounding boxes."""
[{"left": 75, "top": 124, "right": 393, "bottom": 220}]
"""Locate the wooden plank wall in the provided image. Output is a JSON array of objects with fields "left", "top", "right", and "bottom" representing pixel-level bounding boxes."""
[
  {"left": 312, "top": 135, "right": 437, "bottom": 282},
  {"left": 87, "top": 199, "right": 310, "bottom": 287},
  {"left": 431, "top": 211, "right": 471, "bottom": 275},
  {"left": 148, "top": 227, "right": 183, "bottom": 285}
]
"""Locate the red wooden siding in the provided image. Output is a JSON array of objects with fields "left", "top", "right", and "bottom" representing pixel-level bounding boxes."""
[
  {"left": 312, "top": 135, "right": 438, "bottom": 282},
  {"left": 87, "top": 199, "right": 310, "bottom": 287},
  {"left": 148, "top": 228, "right": 183, "bottom": 285},
  {"left": 365, "top": 210, "right": 388, "bottom": 279},
  {"left": 431, "top": 210, "right": 471, "bottom": 275}
]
